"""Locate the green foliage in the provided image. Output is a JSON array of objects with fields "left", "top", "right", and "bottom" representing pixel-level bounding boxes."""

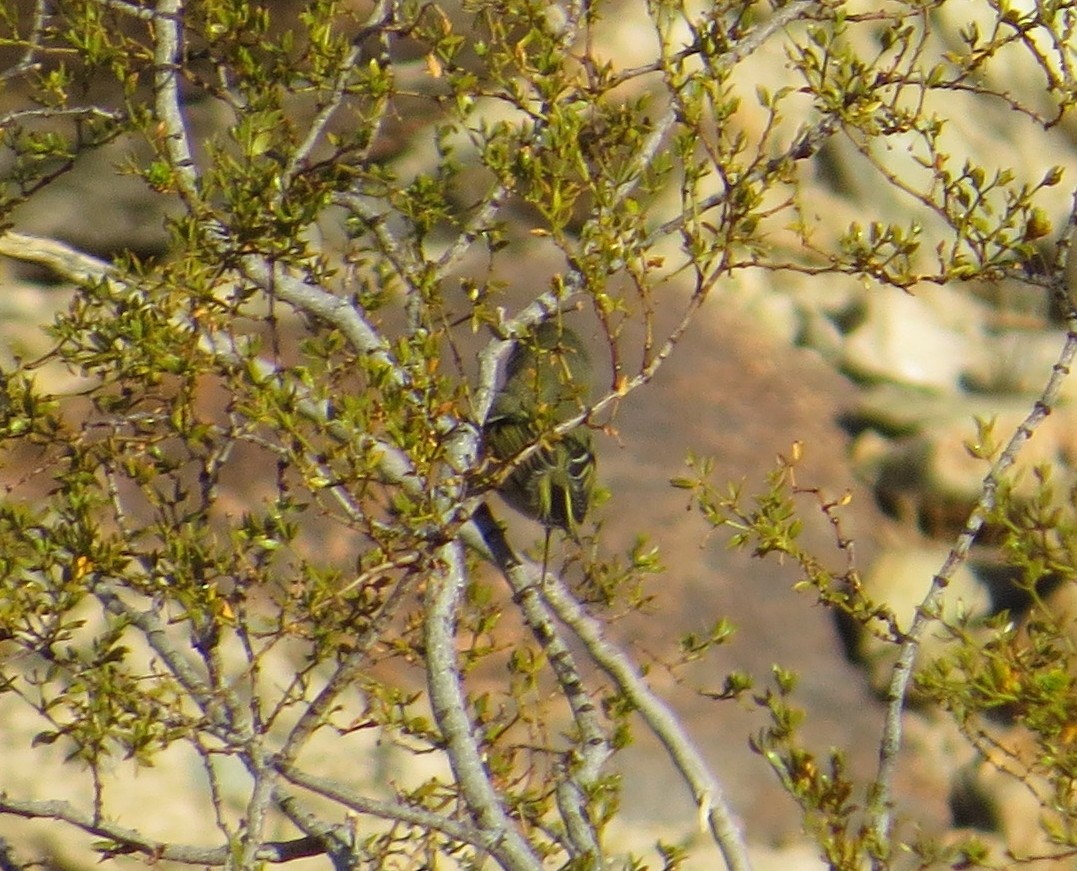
[
  {"left": 0, "top": 0, "right": 1076, "bottom": 869},
  {"left": 679, "top": 434, "right": 1077, "bottom": 866}
]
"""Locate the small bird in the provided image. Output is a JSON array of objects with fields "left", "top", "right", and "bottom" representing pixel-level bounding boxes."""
[{"left": 483, "top": 321, "right": 596, "bottom": 539}]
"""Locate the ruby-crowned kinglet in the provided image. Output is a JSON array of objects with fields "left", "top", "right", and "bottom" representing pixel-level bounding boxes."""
[{"left": 483, "top": 322, "right": 595, "bottom": 538}]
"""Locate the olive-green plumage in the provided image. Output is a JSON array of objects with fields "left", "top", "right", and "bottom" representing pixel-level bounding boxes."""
[{"left": 483, "top": 322, "right": 595, "bottom": 537}]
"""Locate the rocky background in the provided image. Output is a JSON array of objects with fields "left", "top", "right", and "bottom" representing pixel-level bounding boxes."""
[{"left": 3, "top": 2, "right": 1077, "bottom": 870}]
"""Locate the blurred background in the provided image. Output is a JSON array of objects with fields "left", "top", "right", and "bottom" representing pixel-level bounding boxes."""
[{"left": 3, "top": 1, "right": 1077, "bottom": 868}]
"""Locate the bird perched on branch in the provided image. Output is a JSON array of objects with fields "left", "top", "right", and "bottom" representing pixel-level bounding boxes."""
[{"left": 483, "top": 321, "right": 596, "bottom": 540}]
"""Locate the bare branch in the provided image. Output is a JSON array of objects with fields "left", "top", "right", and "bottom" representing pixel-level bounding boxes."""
[
  {"left": 0, "top": 0, "right": 48, "bottom": 82},
  {"left": 468, "top": 505, "right": 607, "bottom": 860},
  {"left": 0, "top": 106, "right": 126, "bottom": 126},
  {"left": 0, "top": 231, "right": 425, "bottom": 514},
  {"left": 153, "top": 0, "right": 200, "bottom": 202},
  {"left": 433, "top": 182, "right": 511, "bottom": 280},
  {"left": 97, "top": 0, "right": 157, "bottom": 20},
  {"left": 0, "top": 231, "right": 117, "bottom": 283},
  {"left": 332, "top": 192, "right": 424, "bottom": 295},
  {"left": 278, "top": 762, "right": 523, "bottom": 859},
  {"left": 0, "top": 793, "right": 329, "bottom": 866},
  {"left": 424, "top": 542, "right": 545, "bottom": 871},
  {"left": 541, "top": 574, "right": 753, "bottom": 871}
]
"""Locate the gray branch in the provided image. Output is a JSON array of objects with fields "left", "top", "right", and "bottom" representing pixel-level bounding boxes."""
[
  {"left": 153, "top": 0, "right": 200, "bottom": 201},
  {"left": 465, "top": 507, "right": 607, "bottom": 861},
  {"left": 424, "top": 542, "right": 545, "bottom": 871},
  {"left": 0, "top": 794, "right": 331, "bottom": 866},
  {"left": 279, "top": 763, "right": 519, "bottom": 859},
  {"left": 541, "top": 574, "right": 753, "bottom": 871}
]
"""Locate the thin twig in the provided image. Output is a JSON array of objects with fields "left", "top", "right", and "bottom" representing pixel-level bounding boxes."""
[
  {"left": 278, "top": 764, "right": 507, "bottom": 855},
  {"left": 276, "top": 572, "right": 419, "bottom": 767},
  {"left": 92, "top": 584, "right": 228, "bottom": 727},
  {"left": 433, "top": 182, "right": 510, "bottom": 280},
  {"left": 0, "top": 793, "right": 327, "bottom": 866},
  {"left": 0, "top": 0, "right": 48, "bottom": 82},
  {"left": 280, "top": 0, "right": 395, "bottom": 190}
]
